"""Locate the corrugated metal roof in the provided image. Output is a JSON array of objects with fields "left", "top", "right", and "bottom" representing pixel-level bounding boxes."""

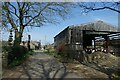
[{"left": 69, "top": 20, "right": 119, "bottom": 32}]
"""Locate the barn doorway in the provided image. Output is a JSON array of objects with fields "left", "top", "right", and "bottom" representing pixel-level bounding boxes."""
[{"left": 83, "top": 30, "right": 120, "bottom": 53}]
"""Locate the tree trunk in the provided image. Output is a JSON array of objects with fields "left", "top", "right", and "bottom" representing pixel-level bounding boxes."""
[{"left": 13, "top": 31, "right": 22, "bottom": 46}]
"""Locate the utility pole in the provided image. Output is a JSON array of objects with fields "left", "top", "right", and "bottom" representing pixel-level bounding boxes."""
[
  {"left": 44, "top": 35, "right": 47, "bottom": 50},
  {"left": 28, "top": 35, "right": 31, "bottom": 51},
  {"left": 45, "top": 35, "right": 46, "bottom": 45},
  {"left": 39, "top": 40, "right": 41, "bottom": 50}
]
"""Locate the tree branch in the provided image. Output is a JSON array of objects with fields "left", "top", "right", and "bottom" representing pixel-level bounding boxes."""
[
  {"left": 4, "top": 3, "right": 18, "bottom": 31},
  {"left": 22, "top": 2, "right": 26, "bottom": 9},
  {"left": 24, "top": 3, "right": 52, "bottom": 27},
  {"left": 105, "top": 7, "right": 120, "bottom": 13},
  {"left": 17, "top": 2, "right": 25, "bottom": 34},
  {"left": 79, "top": 3, "right": 120, "bottom": 13},
  {"left": 90, "top": 7, "right": 120, "bottom": 13},
  {"left": 23, "top": 3, "right": 30, "bottom": 14},
  {"left": 8, "top": 2, "right": 19, "bottom": 18}
]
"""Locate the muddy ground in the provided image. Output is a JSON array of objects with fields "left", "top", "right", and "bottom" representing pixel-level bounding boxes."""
[{"left": 64, "top": 52, "right": 120, "bottom": 79}]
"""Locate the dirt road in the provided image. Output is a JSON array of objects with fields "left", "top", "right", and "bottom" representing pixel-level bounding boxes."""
[{"left": 2, "top": 51, "right": 83, "bottom": 79}]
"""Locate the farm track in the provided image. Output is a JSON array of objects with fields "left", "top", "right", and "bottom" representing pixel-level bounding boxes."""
[{"left": 3, "top": 51, "right": 119, "bottom": 79}]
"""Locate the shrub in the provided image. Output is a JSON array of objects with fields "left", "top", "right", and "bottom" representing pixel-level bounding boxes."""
[
  {"left": 2, "top": 46, "right": 12, "bottom": 53},
  {"left": 7, "top": 45, "right": 29, "bottom": 67},
  {"left": 2, "top": 45, "right": 34, "bottom": 68}
]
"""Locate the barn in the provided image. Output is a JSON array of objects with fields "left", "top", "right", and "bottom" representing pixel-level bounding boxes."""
[{"left": 54, "top": 21, "right": 120, "bottom": 58}]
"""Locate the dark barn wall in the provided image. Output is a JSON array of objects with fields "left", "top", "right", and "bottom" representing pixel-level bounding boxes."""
[
  {"left": 67, "top": 27, "right": 83, "bottom": 58},
  {"left": 68, "top": 27, "right": 83, "bottom": 50},
  {"left": 54, "top": 26, "right": 84, "bottom": 59},
  {"left": 54, "top": 21, "right": 119, "bottom": 60},
  {"left": 54, "top": 27, "right": 69, "bottom": 55}
]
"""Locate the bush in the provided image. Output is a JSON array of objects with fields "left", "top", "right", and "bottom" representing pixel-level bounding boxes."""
[
  {"left": 2, "top": 46, "right": 11, "bottom": 53},
  {"left": 7, "top": 45, "right": 28, "bottom": 65},
  {"left": 2, "top": 45, "right": 34, "bottom": 68}
]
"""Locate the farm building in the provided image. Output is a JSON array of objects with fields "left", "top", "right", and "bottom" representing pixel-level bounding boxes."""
[
  {"left": 20, "top": 41, "right": 41, "bottom": 50},
  {"left": 54, "top": 21, "right": 120, "bottom": 58}
]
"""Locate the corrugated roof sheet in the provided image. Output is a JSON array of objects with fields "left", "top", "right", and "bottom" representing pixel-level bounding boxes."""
[{"left": 69, "top": 20, "right": 118, "bottom": 32}]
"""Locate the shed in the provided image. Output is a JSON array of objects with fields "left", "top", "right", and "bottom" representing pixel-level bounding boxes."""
[{"left": 54, "top": 21, "right": 120, "bottom": 56}]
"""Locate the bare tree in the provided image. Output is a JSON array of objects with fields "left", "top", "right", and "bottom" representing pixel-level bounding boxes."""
[
  {"left": 78, "top": 2, "right": 120, "bottom": 13},
  {"left": 2, "top": 2, "right": 74, "bottom": 46}
]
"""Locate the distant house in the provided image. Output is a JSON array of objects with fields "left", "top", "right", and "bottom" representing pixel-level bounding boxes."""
[
  {"left": 54, "top": 21, "right": 120, "bottom": 56},
  {"left": 20, "top": 41, "right": 41, "bottom": 50}
]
